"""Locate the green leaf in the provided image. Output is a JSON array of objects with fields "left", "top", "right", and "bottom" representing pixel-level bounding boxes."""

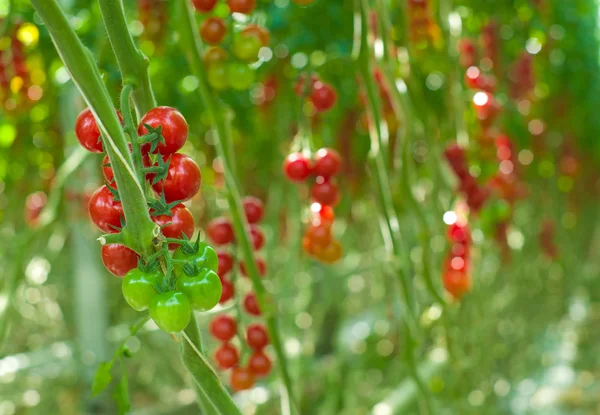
[
  {"left": 113, "top": 364, "right": 130, "bottom": 415},
  {"left": 92, "top": 361, "right": 114, "bottom": 396}
]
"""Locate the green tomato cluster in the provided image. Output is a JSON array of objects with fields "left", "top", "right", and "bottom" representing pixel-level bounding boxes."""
[
  {"left": 206, "top": 34, "right": 261, "bottom": 91},
  {"left": 121, "top": 242, "right": 222, "bottom": 333}
]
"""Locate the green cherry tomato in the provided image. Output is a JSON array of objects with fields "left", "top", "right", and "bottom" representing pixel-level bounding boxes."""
[
  {"left": 227, "top": 62, "right": 255, "bottom": 91},
  {"left": 232, "top": 34, "right": 262, "bottom": 62},
  {"left": 174, "top": 242, "right": 218, "bottom": 273},
  {"left": 150, "top": 291, "right": 191, "bottom": 333},
  {"left": 122, "top": 269, "right": 161, "bottom": 311},
  {"left": 207, "top": 62, "right": 229, "bottom": 90},
  {"left": 176, "top": 268, "right": 222, "bottom": 311}
]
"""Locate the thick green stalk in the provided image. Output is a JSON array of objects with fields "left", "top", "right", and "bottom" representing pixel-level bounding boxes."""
[
  {"left": 31, "top": 0, "right": 158, "bottom": 257},
  {"left": 97, "top": 0, "right": 156, "bottom": 116},
  {"left": 176, "top": 1, "right": 297, "bottom": 412}
]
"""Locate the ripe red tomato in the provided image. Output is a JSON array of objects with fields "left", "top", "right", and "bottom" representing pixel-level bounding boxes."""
[
  {"left": 88, "top": 185, "right": 123, "bottom": 233},
  {"left": 443, "top": 269, "right": 471, "bottom": 299},
  {"left": 239, "top": 256, "right": 267, "bottom": 277},
  {"left": 226, "top": 0, "right": 256, "bottom": 14},
  {"left": 75, "top": 108, "right": 123, "bottom": 153},
  {"left": 246, "top": 324, "right": 269, "bottom": 350},
  {"left": 217, "top": 251, "right": 234, "bottom": 276},
  {"left": 138, "top": 106, "right": 188, "bottom": 155},
  {"left": 192, "top": 0, "right": 218, "bottom": 12},
  {"left": 447, "top": 223, "right": 470, "bottom": 244},
  {"left": 207, "top": 217, "right": 235, "bottom": 245},
  {"left": 101, "top": 244, "right": 139, "bottom": 277},
  {"left": 215, "top": 343, "right": 239, "bottom": 370},
  {"left": 248, "top": 351, "right": 272, "bottom": 377},
  {"left": 283, "top": 153, "right": 312, "bottom": 182},
  {"left": 242, "top": 196, "right": 264, "bottom": 224},
  {"left": 305, "top": 223, "right": 332, "bottom": 248},
  {"left": 313, "top": 148, "right": 342, "bottom": 177},
  {"left": 243, "top": 293, "right": 261, "bottom": 316},
  {"left": 219, "top": 277, "right": 235, "bottom": 303},
  {"left": 200, "top": 17, "right": 227, "bottom": 45},
  {"left": 152, "top": 204, "right": 195, "bottom": 249},
  {"left": 310, "top": 82, "right": 337, "bottom": 112},
  {"left": 249, "top": 225, "right": 265, "bottom": 250},
  {"left": 230, "top": 367, "right": 255, "bottom": 391},
  {"left": 310, "top": 203, "right": 335, "bottom": 225},
  {"left": 311, "top": 178, "right": 339, "bottom": 206},
  {"left": 210, "top": 314, "right": 237, "bottom": 342},
  {"left": 151, "top": 153, "right": 201, "bottom": 203}
]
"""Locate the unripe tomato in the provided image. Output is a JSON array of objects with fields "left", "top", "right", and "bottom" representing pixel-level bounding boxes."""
[
  {"left": 232, "top": 33, "right": 262, "bottom": 62},
  {"left": 200, "top": 17, "right": 227, "bottom": 45},
  {"left": 249, "top": 225, "right": 265, "bottom": 250},
  {"left": 215, "top": 343, "right": 239, "bottom": 370},
  {"left": 210, "top": 314, "right": 237, "bottom": 342},
  {"left": 176, "top": 268, "right": 222, "bottom": 311},
  {"left": 241, "top": 24, "right": 270, "bottom": 46},
  {"left": 217, "top": 251, "right": 234, "bottom": 276},
  {"left": 151, "top": 153, "right": 202, "bottom": 203},
  {"left": 230, "top": 367, "right": 255, "bottom": 391},
  {"left": 310, "top": 82, "right": 337, "bottom": 112},
  {"left": 317, "top": 240, "right": 343, "bottom": 263},
  {"left": 239, "top": 256, "right": 267, "bottom": 277},
  {"left": 122, "top": 268, "right": 161, "bottom": 311},
  {"left": 152, "top": 204, "right": 195, "bottom": 249},
  {"left": 203, "top": 46, "right": 228, "bottom": 63},
  {"left": 311, "top": 178, "right": 339, "bottom": 206},
  {"left": 75, "top": 108, "right": 123, "bottom": 153},
  {"left": 243, "top": 293, "right": 261, "bottom": 316},
  {"left": 174, "top": 241, "right": 218, "bottom": 273},
  {"left": 313, "top": 148, "right": 342, "bottom": 177},
  {"left": 226, "top": 0, "right": 256, "bottom": 14},
  {"left": 227, "top": 62, "right": 255, "bottom": 90},
  {"left": 101, "top": 244, "right": 139, "bottom": 277},
  {"left": 246, "top": 324, "right": 269, "bottom": 350},
  {"left": 207, "top": 217, "right": 235, "bottom": 245},
  {"left": 242, "top": 196, "right": 264, "bottom": 224},
  {"left": 150, "top": 291, "right": 191, "bottom": 332},
  {"left": 283, "top": 153, "right": 312, "bottom": 182},
  {"left": 138, "top": 106, "right": 188, "bottom": 155},
  {"left": 219, "top": 277, "right": 235, "bottom": 303},
  {"left": 305, "top": 223, "right": 332, "bottom": 248},
  {"left": 89, "top": 185, "right": 123, "bottom": 233},
  {"left": 207, "top": 62, "right": 229, "bottom": 90},
  {"left": 248, "top": 351, "right": 271, "bottom": 377},
  {"left": 192, "top": 0, "right": 218, "bottom": 12}
]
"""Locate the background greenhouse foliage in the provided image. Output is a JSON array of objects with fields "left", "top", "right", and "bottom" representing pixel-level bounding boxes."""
[{"left": 0, "top": 0, "right": 599, "bottom": 414}]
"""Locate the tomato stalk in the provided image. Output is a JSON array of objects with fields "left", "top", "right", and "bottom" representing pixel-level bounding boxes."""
[
  {"left": 177, "top": 0, "right": 297, "bottom": 412},
  {"left": 120, "top": 83, "right": 147, "bottom": 186},
  {"left": 30, "top": 0, "right": 159, "bottom": 258}
]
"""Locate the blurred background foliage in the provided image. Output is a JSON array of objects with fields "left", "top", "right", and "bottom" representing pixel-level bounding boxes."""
[{"left": 0, "top": 0, "right": 598, "bottom": 414}]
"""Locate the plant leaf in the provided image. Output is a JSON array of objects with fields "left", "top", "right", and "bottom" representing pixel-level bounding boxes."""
[
  {"left": 113, "top": 363, "right": 130, "bottom": 415},
  {"left": 92, "top": 361, "right": 113, "bottom": 396}
]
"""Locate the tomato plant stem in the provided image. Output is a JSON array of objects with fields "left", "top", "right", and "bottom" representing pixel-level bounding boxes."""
[{"left": 120, "top": 83, "right": 146, "bottom": 185}]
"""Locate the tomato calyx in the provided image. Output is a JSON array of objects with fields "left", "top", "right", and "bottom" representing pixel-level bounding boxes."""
[
  {"left": 144, "top": 155, "right": 171, "bottom": 185},
  {"left": 137, "top": 123, "right": 165, "bottom": 154},
  {"left": 105, "top": 182, "right": 121, "bottom": 202},
  {"left": 148, "top": 191, "right": 183, "bottom": 217}
]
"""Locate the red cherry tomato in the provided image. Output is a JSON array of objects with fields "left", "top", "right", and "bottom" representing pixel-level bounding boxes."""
[
  {"left": 443, "top": 269, "right": 471, "bottom": 299},
  {"left": 283, "top": 153, "right": 312, "bottom": 182},
  {"left": 239, "top": 256, "right": 267, "bottom": 277},
  {"left": 230, "top": 367, "right": 255, "bottom": 391},
  {"left": 200, "top": 17, "right": 227, "bottom": 45},
  {"left": 152, "top": 204, "right": 195, "bottom": 249},
  {"left": 151, "top": 153, "right": 202, "bottom": 203},
  {"left": 217, "top": 251, "right": 234, "bottom": 276},
  {"left": 248, "top": 351, "right": 272, "bottom": 377},
  {"left": 101, "top": 244, "right": 139, "bottom": 277},
  {"left": 210, "top": 314, "right": 237, "bottom": 342},
  {"left": 219, "top": 277, "right": 235, "bottom": 303},
  {"left": 313, "top": 148, "right": 342, "bottom": 178},
  {"left": 226, "top": 0, "right": 256, "bottom": 14},
  {"left": 207, "top": 217, "right": 235, "bottom": 245},
  {"left": 305, "top": 223, "right": 332, "bottom": 248},
  {"left": 311, "top": 178, "right": 339, "bottom": 206},
  {"left": 249, "top": 225, "right": 265, "bottom": 250},
  {"left": 246, "top": 324, "right": 269, "bottom": 350},
  {"left": 138, "top": 106, "right": 188, "bottom": 155},
  {"left": 310, "top": 82, "right": 337, "bottom": 112},
  {"left": 242, "top": 196, "right": 264, "bottom": 224},
  {"left": 215, "top": 343, "right": 239, "bottom": 370},
  {"left": 88, "top": 185, "right": 123, "bottom": 233},
  {"left": 75, "top": 108, "right": 123, "bottom": 153},
  {"left": 243, "top": 293, "right": 261, "bottom": 316},
  {"left": 192, "top": 0, "right": 218, "bottom": 12},
  {"left": 447, "top": 223, "right": 470, "bottom": 244}
]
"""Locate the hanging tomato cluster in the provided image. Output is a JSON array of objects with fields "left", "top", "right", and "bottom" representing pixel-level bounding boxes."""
[
  {"left": 294, "top": 73, "right": 338, "bottom": 112},
  {"left": 192, "top": 0, "right": 268, "bottom": 91},
  {"left": 138, "top": 0, "right": 168, "bottom": 45},
  {"left": 444, "top": 144, "right": 489, "bottom": 213},
  {"left": 442, "top": 219, "right": 472, "bottom": 299},
  {"left": 406, "top": 0, "right": 441, "bottom": 46}
]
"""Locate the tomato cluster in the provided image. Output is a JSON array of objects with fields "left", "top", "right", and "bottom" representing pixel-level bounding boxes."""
[
  {"left": 444, "top": 144, "right": 490, "bottom": 213},
  {"left": 0, "top": 22, "right": 36, "bottom": 113},
  {"left": 407, "top": 0, "right": 441, "bottom": 46},
  {"left": 193, "top": 0, "right": 268, "bottom": 91},
  {"left": 294, "top": 74, "right": 338, "bottom": 113},
  {"left": 138, "top": 0, "right": 168, "bottom": 46},
  {"left": 442, "top": 220, "right": 472, "bottom": 299}
]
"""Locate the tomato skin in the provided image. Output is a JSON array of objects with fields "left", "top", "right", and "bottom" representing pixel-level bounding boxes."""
[
  {"left": 176, "top": 269, "right": 222, "bottom": 311},
  {"left": 138, "top": 106, "right": 188, "bottom": 156},
  {"left": 310, "top": 82, "right": 337, "bottom": 112},
  {"left": 174, "top": 242, "right": 218, "bottom": 273},
  {"left": 305, "top": 223, "right": 332, "bottom": 248},
  {"left": 283, "top": 153, "right": 312, "bottom": 182},
  {"left": 192, "top": 0, "right": 218, "bottom": 12},
  {"left": 313, "top": 148, "right": 342, "bottom": 177},
  {"left": 207, "top": 62, "right": 229, "bottom": 90},
  {"left": 101, "top": 244, "right": 139, "bottom": 277},
  {"left": 232, "top": 33, "right": 262, "bottom": 62},
  {"left": 217, "top": 251, "right": 234, "bottom": 276},
  {"left": 248, "top": 351, "right": 271, "bottom": 377},
  {"left": 122, "top": 269, "right": 161, "bottom": 311},
  {"left": 200, "top": 17, "right": 227, "bottom": 45},
  {"left": 311, "top": 178, "right": 339, "bottom": 206},
  {"left": 239, "top": 256, "right": 267, "bottom": 277},
  {"left": 443, "top": 269, "right": 471, "bottom": 299},
  {"left": 89, "top": 185, "right": 124, "bottom": 233},
  {"left": 203, "top": 46, "right": 228, "bottom": 63},
  {"left": 219, "top": 277, "right": 235, "bottom": 303},
  {"left": 150, "top": 291, "right": 192, "bottom": 333},
  {"left": 227, "top": 62, "right": 255, "bottom": 90},
  {"left": 226, "top": 0, "right": 256, "bottom": 14},
  {"left": 241, "top": 24, "right": 270, "bottom": 46},
  {"left": 243, "top": 293, "right": 261, "bottom": 316},
  {"left": 207, "top": 217, "right": 235, "bottom": 245},
  {"left": 215, "top": 343, "right": 239, "bottom": 370},
  {"left": 249, "top": 225, "right": 265, "bottom": 250},
  {"left": 151, "top": 153, "right": 201, "bottom": 203},
  {"left": 75, "top": 108, "right": 123, "bottom": 153},
  {"left": 152, "top": 204, "right": 195, "bottom": 249},
  {"left": 316, "top": 240, "right": 343, "bottom": 264},
  {"left": 242, "top": 196, "right": 264, "bottom": 224},
  {"left": 210, "top": 314, "right": 237, "bottom": 342},
  {"left": 246, "top": 324, "right": 269, "bottom": 350},
  {"left": 230, "top": 367, "right": 255, "bottom": 391}
]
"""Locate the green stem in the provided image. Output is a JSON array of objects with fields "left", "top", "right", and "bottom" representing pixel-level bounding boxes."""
[
  {"left": 120, "top": 83, "right": 145, "bottom": 185},
  {"left": 177, "top": 1, "right": 297, "bottom": 412},
  {"left": 97, "top": 0, "right": 156, "bottom": 116}
]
